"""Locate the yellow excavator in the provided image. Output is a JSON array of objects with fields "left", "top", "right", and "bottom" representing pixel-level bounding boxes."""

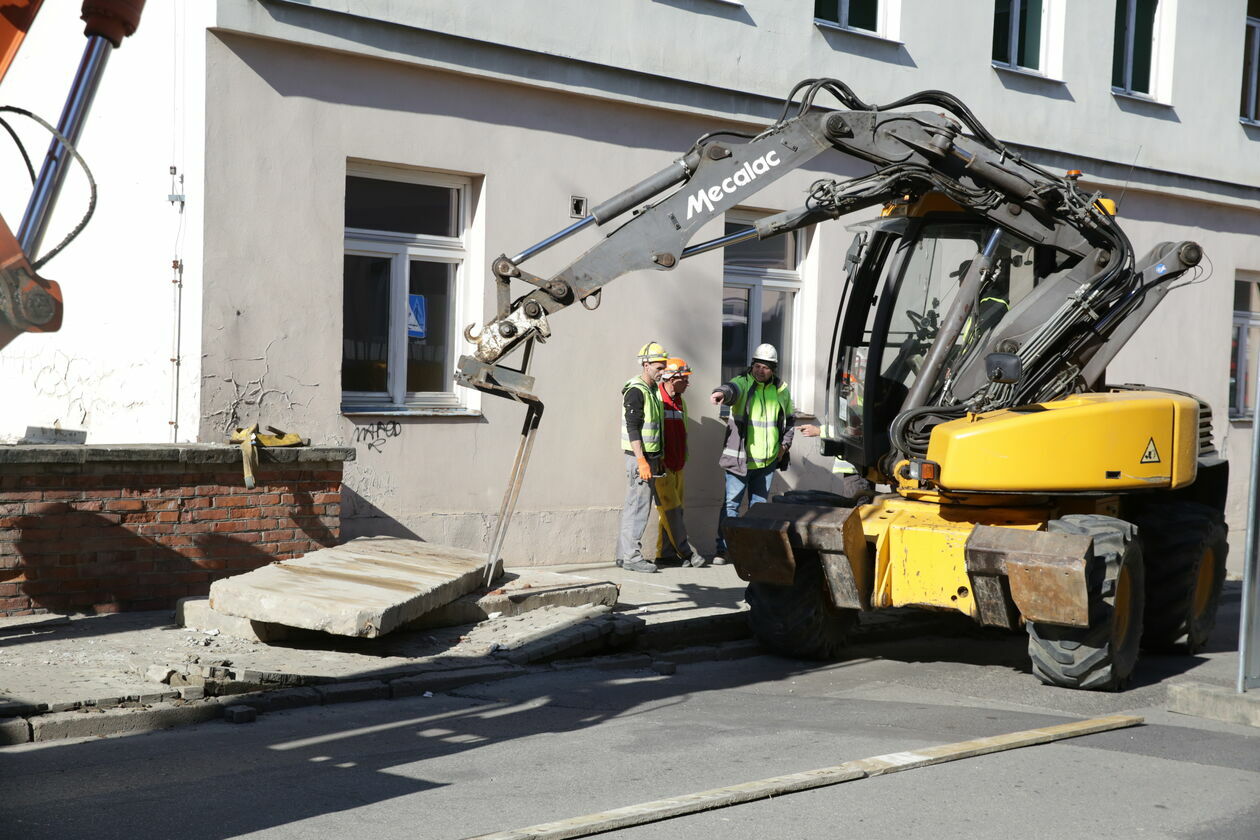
[{"left": 459, "top": 78, "right": 1227, "bottom": 691}]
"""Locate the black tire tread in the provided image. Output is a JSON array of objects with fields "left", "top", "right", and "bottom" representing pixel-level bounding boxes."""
[
  {"left": 746, "top": 552, "right": 856, "bottom": 660},
  {"left": 1026, "top": 514, "right": 1145, "bottom": 691},
  {"left": 1134, "top": 501, "right": 1228, "bottom": 653}
]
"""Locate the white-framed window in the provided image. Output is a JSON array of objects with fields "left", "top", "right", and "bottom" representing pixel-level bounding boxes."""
[
  {"left": 1111, "top": 0, "right": 1175, "bottom": 101},
  {"left": 342, "top": 164, "right": 479, "bottom": 413},
  {"left": 1242, "top": 2, "right": 1260, "bottom": 123},
  {"left": 814, "top": 0, "right": 901, "bottom": 41},
  {"left": 992, "top": 0, "right": 1064, "bottom": 78},
  {"left": 721, "top": 211, "right": 802, "bottom": 386},
  {"left": 1231, "top": 272, "right": 1260, "bottom": 419}
]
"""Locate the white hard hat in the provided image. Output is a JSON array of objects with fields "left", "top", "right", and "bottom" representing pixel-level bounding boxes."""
[{"left": 752, "top": 343, "right": 779, "bottom": 366}]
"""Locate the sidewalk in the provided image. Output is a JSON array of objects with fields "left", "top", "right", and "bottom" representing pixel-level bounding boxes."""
[{"left": 0, "top": 562, "right": 754, "bottom": 742}]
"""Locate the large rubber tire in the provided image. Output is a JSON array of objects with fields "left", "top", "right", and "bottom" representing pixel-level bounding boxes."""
[
  {"left": 1026, "top": 515, "right": 1145, "bottom": 691},
  {"left": 746, "top": 551, "right": 857, "bottom": 660},
  {"left": 1134, "top": 501, "right": 1228, "bottom": 654}
]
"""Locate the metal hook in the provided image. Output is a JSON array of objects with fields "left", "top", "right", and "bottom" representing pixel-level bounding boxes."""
[
  {"left": 580, "top": 289, "right": 602, "bottom": 311},
  {"left": 464, "top": 322, "right": 484, "bottom": 342}
]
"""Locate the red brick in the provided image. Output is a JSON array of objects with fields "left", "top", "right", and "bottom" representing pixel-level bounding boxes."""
[
  {"left": 138, "top": 524, "right": 177, "bottom": 537},
  {"left": 211, "top": 520, "right": 254, "bottom": 533},
  {"left": 0, "top": 595, "right": 32, "bottom": 611},
  {"left": 154, "top": 511, "right": 180, "bottom": 523},
  {"left": 182, "top": 497, "right": 211, "bottom": 509},
  {"left": 0, "top": 583, "right": 19, "bottom": 596},
  {"left": 0, "top": 491, "right": 40, "bottom": 502},
  {"left": 187, "top": 508, "right": 230, "bottom": 522},
  {"left": 91, "top": 602, "right": 123, "bottom": 614},
  {"left": 105, "top": 499, "right": 144, "bottom": 512},
  {"left": 41, "top": 490, "right": 84, "bottom": 502},
  {"left": 212, "top": 495, "right": 251, "bottom": 508},
  {"left": 261, "top": 529, "right": 297, "bottom": 542}
]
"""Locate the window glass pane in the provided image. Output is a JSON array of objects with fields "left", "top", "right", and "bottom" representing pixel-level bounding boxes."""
[
  {"left": 761, "top": 289, "right": 793, "bottom": 376},
  {"left": 1235, "top": 280, "right": 1260, "bottom": 312},
  {"left": 1130, "top": 0, "right": 1157, "bottom": 93},
  {"left": 1111, "top": 0, "right": 1127, "bottom": 88},
  {"left": 1230, "top": 322, "right": 1243, "bottom": 414},
  {"left": 1017, "top": 0, "right": 1042, "bottom": 70},
  {"left": 342, "top": 255, "right": 391, "bottom": 393},
  {"left": 848, "top": 0, "right": 879, "bottom": 31},
  {"left": 993, "top": 0, "right": 1012, "bottom": 64},
  {"left": 1246, "top": 324, "right": 1260, "bottom": 416},
  {"left": 722, "top": 286, "right": 751, "bottom": 383},
  {"left": 405, "top": 260, "right": 454, "bottom": 393},
  {"left": 815, "top": 0, "right": 840, "bottom": 22},
  {"left": 1244, "top": 22, "right": 1260, "bottom": 120},
  {"left": 346, "top": 177, "right": 457, "bottom": 237},
  {"left": 724, "top": 222, "right": 795, "bottom": 270}
]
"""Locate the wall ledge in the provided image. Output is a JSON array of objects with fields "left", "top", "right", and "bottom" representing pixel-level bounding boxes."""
[{"left": 0, "top": 444, "right": 356, "bottom": 466}]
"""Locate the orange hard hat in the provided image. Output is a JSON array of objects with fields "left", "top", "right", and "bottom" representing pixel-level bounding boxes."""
[{"left": 662, "top": 357, "right": 691, "bottom": 379}]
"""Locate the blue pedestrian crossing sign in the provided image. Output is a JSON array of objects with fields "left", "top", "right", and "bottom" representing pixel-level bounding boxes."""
[{"left": 407, "top": 294, "right": 427, "bottom": 339}]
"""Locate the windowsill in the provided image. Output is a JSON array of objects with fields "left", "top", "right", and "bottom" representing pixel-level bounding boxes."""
[
  {"left": 1242, "top": 117, "right": 1260, "bottom": 129},
  {"left": 342, "top": 406, "right": 483, "bottom": 418},
  {"left": 1111, "top": 88, "right": 1173, "bottom": 109},
  {"left": 813, "top": 19, "right": 903, "bottom": 46},
  {"left": 701, "top": 0, "right": 744, "bottom": 5},
  {"left": 991, "top": 63, "right": 1066, "bottom": 85},
  {"left": 1229, "top": 414, "right": 1255, "bottom": 424}
]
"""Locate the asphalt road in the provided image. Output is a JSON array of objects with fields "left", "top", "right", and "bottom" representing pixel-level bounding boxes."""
[{"left": 3, "top": 616, "right": 1258, "bottom": 840}]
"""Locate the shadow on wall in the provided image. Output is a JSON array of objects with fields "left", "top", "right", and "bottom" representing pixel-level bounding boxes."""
[
  {"left": 3, "top": 487, "right": 339, "bottom": 618},
  {"left": 340, "top": 484, "right": 423, "bottom": 541}
]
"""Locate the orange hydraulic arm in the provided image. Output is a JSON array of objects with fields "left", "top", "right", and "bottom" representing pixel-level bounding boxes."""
[{"left": 0, "top": 0, "right": 144, "bottom": 351}]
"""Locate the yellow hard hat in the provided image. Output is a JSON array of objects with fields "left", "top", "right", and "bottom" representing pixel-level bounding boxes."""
[
  {"left": 637, "top": 341, "right": 668, "bottom": 364},
  {"left": 662, "top": 357, "right": 691, "bottom": 378}
]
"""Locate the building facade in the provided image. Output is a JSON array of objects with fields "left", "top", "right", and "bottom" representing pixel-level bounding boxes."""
[{"left": 3, "top": 0, "right": 1259, "bottom": 571}]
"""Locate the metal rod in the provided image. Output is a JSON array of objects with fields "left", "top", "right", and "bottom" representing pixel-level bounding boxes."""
[
  {"left": 509, "top": 215, "right": 596, "bottom": 265},
  {"left": 681, "top": 226, "right": 758, "bottom": 259},
  {"left": 484, "top": 402, "right": 543, "bottom": 586},
  {"left": 17, "top": 35, "right": 114, "bottom": 259},
  {"left": 1239, "top": 337, "right": 1260, "bottom": 691}
]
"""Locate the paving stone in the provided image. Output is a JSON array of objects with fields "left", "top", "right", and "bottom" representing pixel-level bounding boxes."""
[
  {"left": 315, "top": 680, "right": 390, "bottom": 705},
  {"left": 209, "top": 536, "right": 500, "bottom": 637},
  {"left": 223, "top": 705, "right": 258, "bottom": 724},
  {"left": 0, "top": 716, "right": 31, "bottom": 745}
]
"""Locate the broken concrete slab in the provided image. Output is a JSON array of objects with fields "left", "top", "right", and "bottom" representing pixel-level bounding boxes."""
[
  {"left": 209, "top": 536, "right": 501, "bottom": 638},
  {"left": 407, "top": 570, "right": 620, "bottom": 630},
  {"left": 176, "top": 597, "right": 292, "bottom": 643}
]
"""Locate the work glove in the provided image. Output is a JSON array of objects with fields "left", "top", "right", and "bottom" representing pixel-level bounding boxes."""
[
  {"left": 636, "top": 456, "right": 653, "bottom": 481},
  {"left": 777, "top": 445, "right": 791, "bottom": 472}
]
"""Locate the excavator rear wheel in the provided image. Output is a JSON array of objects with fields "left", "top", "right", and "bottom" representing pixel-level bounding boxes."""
[
  {"left": 1026, "top": 515, "right": 1145, "bottom": 691},
  {"left": 1134, "top": 501, "right": 1227, "bottom": 654},
  {"left": 746, "top": 550, "right": 857, "bottom": 660}
]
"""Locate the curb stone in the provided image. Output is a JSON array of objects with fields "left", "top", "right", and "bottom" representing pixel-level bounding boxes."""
[
  {"left": 316, "top": 680, "right": 391, "bottom": 705},
  {"left": 391, "top": 664, "right": 526, "bottom": 698},
  {"left": 30, "top": 701, "right": 223, "bottom": 741},
  {"left": 1, "top": 716, "right": 31, "bottom": 745}
]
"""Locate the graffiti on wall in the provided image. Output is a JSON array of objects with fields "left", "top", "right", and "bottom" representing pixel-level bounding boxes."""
[{"left": 354, "top": 420, "right": 401, "bottom": 452}]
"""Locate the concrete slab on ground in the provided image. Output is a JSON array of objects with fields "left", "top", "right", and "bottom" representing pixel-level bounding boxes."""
[
  {"left": 209, "top": 536, "right": 500, "bottom": 637},
  {"left": 408, "top": 570, "right": 620, "bottom": 629}
]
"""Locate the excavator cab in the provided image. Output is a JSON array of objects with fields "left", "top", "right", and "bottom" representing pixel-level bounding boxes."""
[{"left": 821, "top": 200, "right": 1076, "bottom": 476}]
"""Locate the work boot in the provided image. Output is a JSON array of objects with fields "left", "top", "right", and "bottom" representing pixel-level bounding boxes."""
[
  {"left": 615, "top": 559, "right": 624, "bottom": 568},
  {"left": 621, "top": 558, "right": 659, "bottom": 574},
  {"left": 711, "top": 554, "right": 728, "bottom": 565},
  {"left": 686, "top": 553, "right": 709, "bottom": 568}
]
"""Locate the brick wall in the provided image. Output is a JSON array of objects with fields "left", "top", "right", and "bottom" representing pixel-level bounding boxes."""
[{"left": 0, "top": 445, "right": 355, "bottom": 617}]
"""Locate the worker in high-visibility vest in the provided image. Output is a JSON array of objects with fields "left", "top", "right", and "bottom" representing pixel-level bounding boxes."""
[
  {"left": 655, "top": 357, "right": 706, "bottom": 568},
  {"left": 709, "top": 343, "right": 795, "bottom": 565},
  {"left": 617, "top": 341, "right": 670, "bottom": 573}
]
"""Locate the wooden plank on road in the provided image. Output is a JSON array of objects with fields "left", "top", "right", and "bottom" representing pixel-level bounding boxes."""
[{"left": 465, "top": 714, "right": 1143, "bottom": 840}]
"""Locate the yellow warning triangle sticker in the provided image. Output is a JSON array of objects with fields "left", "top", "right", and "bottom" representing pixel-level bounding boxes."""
[{"left": 1140, "top": 437, "right": 1161, "bottom": 464}]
